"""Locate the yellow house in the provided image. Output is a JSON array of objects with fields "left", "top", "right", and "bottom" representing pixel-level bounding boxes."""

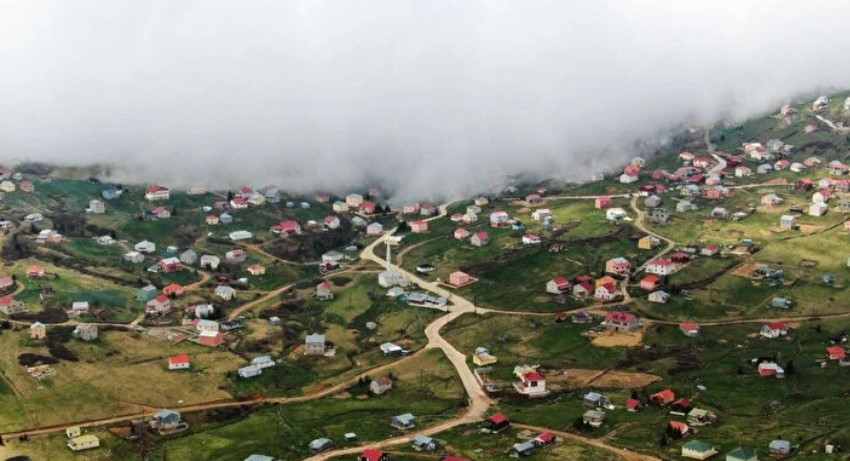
[
  {"left": 0, "top": 181, "right": 15, "bottom": 193},
  {"left": 29, "top": 321, "right": 46, "bottom": 339},
  {"left": 638, "top": 235, "right": 660, "bottom": 250},
  {"left": 595, "top": 275, "right": 617, "bottom": 288},
  {"left": 247, "top": 264, "right": 266, "bottom": 276},
  {"left": 66, "top": 426, "right": 81, "bottom": 438},
  {"left": 68, "top": 434, "right": 100, "bottom": 451}
]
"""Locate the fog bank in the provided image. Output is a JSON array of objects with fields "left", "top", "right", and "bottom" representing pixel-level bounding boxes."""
[{"left": 1, "top": 1, "right": 849, "bottom": 201}]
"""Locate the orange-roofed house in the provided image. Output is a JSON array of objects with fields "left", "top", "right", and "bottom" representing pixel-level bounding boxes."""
[
  {"left": 640, "top": 275, "right": 661, "bottom": 291},
  {"left": 26, "top": 265, "right": 45, "bottom": 278},
  {"left": 146, "top": 295, "right": 171, "bottom": 316},
  {"left": 247, "top": 264, "right": 266, "bottom": 276},
  {"left": 163, "top": 284, "right": 184, "bottom": 298},
  {"left": 680, "top": 323, "right": 700, "bottom": 337},
  {"left": 650, "top": 389, "right": 676, "bottom": 405}
]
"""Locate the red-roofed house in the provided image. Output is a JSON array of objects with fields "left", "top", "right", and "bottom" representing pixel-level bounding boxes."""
[
  {"left": 230, "top": 197, "right": 248, "bottom": 209},
  {"left": 0, "top": 296, "right": 25, "bottom": 315},
  {"left": 668, "top": 420, "right": 690, "bottom": 437},
  {"left": 146, "top": 295, "right": 171, "bottom": 316},
  {"left": 470, "top": 231, "right": 489, "bottom": 247},
  {"left": 361, "top": 201, "right": 377, "bottom": 214},
  {"left": 145, "top": 184, "right": 170, "bottom": 201},
  {"left": 163, "top": 284, "right": 184, "bottom": 298},
  {"left": 646, "top": 258, "right": 676, "bottom": 276},
  {"left": 604, "top": 311, "right": 639, "bottom": 332},
  {"left": 410, "top": 220, "right": 428, "bottom": 234},
  {"left": 316, "top": 281, "right": 334, "bottom": 300},
  {"left": 546, "top": 277, "right": 571, "bottom": 294},
  {"left": 483, "top": 413, "right": 510, "bottom": 432},
  {"left": 360, "top": 450, "right": 389, "bottom": 461},
  {"left": 0, "top": 276, "right": 14, "bottom": 290},
  {"left": 206, "top": 214, "right": 220, "bottom": 225},
  {"left": 168, "top": 354, "right": 190, "bottom": 370},
  {"left": 650, "top": 389, "right": 675, "bottom": 405},
  {"left": 199, "top": 331, "right": 225, "bottom": 347},
  {"left": 271, "top": 220, "right": 302, "bottom": 235},
  {"left": 26, "top": 265, "right": 45, "bottom": 278},
  {"left": 522, "top": 233, "right": 541, "bottom": 245},
  {"left": 514, "top": 371, "right": 548, "bottom": 396},
  {"left": 573, "top": 282, "right": 594, "bottom": 299},
  {"left": 701, "top": 244, "right": 720, "bottom": 256},
  {"left": 640, "top": 275, "right": 661, "bottom": 291},
  {"left": 595, "top": 196, "right": 613, "bottom": 209},
  {"left": 693, "top": 157, "right": 712, "bottom": 169},
  {"left": 760, "top": 322, "right": 788, "bottom": 339},
  {"left": 315, "top": 192, "right": 330, "bottom": 203},
  {"left": 827, "top": 346, "right": 846, "bottom": 360},
  {"left": 594, "top": 283, "right": 619, "bottom": 301},
  {"left": 325, "top": 215, "right": 341, "bottom": 229},
  {"left": 534, "top": 431, "right": 555, "bottom": 446},
  {"left": 627, "top": 398, "right": 641, "bottom": 412},
  {"left": 680, "top": 323, "right": 700, "bottom": 337},
  {"left": 526, "top": 194, "right": 543, "bottom": 204}
]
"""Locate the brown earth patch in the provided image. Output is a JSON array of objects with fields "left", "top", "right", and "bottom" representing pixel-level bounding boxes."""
[
  {"left": 547, "top": 368, "right": 661, "bottom": 389},
  {"left": 589, "top": 326, "right": 647, "bottom": 348},
  {"left": 799, "top": 224, "right": 824, "bottom": 233}
]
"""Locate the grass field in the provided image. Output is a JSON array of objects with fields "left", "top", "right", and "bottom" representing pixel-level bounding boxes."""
[{"left": 154, "top": 350, "right": 465, "bottom": 461}]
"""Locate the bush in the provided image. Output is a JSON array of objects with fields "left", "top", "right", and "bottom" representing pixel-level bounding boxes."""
[{"left": 18, "top": 353, "right": 59, "bottom": 367}]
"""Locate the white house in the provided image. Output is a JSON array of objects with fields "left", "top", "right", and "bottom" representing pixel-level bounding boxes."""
[
  {"left": 646, "top": 258, "right": 677, "bottom": 276},
  {"left": 229, "top": 230, "right": 254, "bottom": 241},
  {"left": 134, "top": 240, "right": 156, "bottom": 254},
  {"left": 605, "top": 208, "right": 628, "bottom": 221}
]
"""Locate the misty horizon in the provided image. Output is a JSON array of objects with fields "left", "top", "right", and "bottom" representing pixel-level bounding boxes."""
[{"left": 2, "top": 1, "right": 850, "bottom": 202}]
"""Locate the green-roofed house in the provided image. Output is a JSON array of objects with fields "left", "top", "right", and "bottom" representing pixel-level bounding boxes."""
[
  {"left": 682, "top": 440, "right": 718, "bottom": 460},
  {"left": 726, "top": 447, "right": 757, "bottom": 461},
  {"left": 137, "top": 284, "right": 158, "bottom": 302}
]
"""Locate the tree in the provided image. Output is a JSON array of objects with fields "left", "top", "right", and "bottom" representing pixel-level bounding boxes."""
[
  {"left": 785, "top": 360, "right": 796, "bottom": 376},
  {"left": 226, "top": 190, "right": 234, "bottom": 201}
]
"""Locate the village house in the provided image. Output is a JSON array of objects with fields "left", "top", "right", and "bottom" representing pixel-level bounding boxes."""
[
  {"left": 345, "top": 193, "right": 364, "bottom": 208},
  {"left": 489, "top": 211, "right": 510, "bottom": 227},
  {"left": 247, "top": 263, "right": 265, "bottom": 276},
  {"left": 638, "top": 235, "right": 661, "bottom": 250},
  {"left": 809, "top": 202, "right": 828, "bottom": 217},
  {"left": 448, "top": 271, "right": 471, "bottom": 287},
  {"left": 178, "top": 249, "right": 198, "bottom": 265},
  {"left": 88, "top": 199, "right": 105, "bottom": 214},
  {"left": 101, "top": 188, "right": 121, "bottom": 200},
  {"left": 605, "top": 207, "right": 628, "bottom": 221},
  {"left": 522, "top": 232, "right": 541, "bottom": 245},
  {"left": 761, "top": 193, "right": 783, "bottom": 206},
  {"left": 644, "top": 195, "right": 661, "bottom": 208},
  {"left": 605, "top": 257, "right": 631, "bottom": 276},
  {"left": 324, "top": 215, "right": 341, "bottom": 229},
  {"left": 584, "top": 392, "right": 611, "bottom": 408},
  {"left": 701, "top": 243, "right": 720, "bottom": 256},
  {"left": 526, "top": 194, "right": 543, "bottom": 205},
  {"left": 681, "top": 440, "right": 718, "bottom": 460},
  {"left": 359, "top": 450, "right": 389, "bottom": 461},
  {"left": 30, "top": 321, "right": 46, "bottom": 339},
  {"left": 481, "top": 413, "right": 510, "bottom": 433},
  {"left": 409, "top": 220, "right": 428, "bottom": 233},
  {"left": 66, "top": 301, "right": 90, "bottom": 318},
  {"left": 152, "top": 206, "right": 171, "bottom": 219},
  {"left": 648, "top": 290, "right": 670, "bottom": 303},
  {"left": 391, "top": 413, "right": 416, "bottom": 430},
  {"left": 304, "top": 333, "right": 326, "bottom": 356},
  {"left": 0, "top": 296, "right": 25, "bottom": 315},
  {"left": 68, "top": 435, "right": 100, "bottom": 451},
  {"left": 594, "top": 196, "right": 613, "bottom": 209},
  {"left": 462, "top": 212, "right": 478, "bottom": 224},
  {"left": 0, "top": 276, "right": 13, "bottom": 290},
  {"left": 646, "top": 258, "right": 677, "bottom": 276},
  {"left": 813, "top": 189, "right": 832, "bottom": 203},
  {"left": 135, "top": 240, "right": 156, "bottom": 254},
  {"left": 573, "top": 282, "right": 593, "bottom": 299},
  {"left": 827, "top": 346, "right": 846, "bottom": 361},
  {"left": 640, "top": 275, "right": 661, "bottom": 291},
  {"left": 229, "top": 197, "right": 248, "bottom": 209},
  {"left": 225, "top": 249, "right": 247, "bottom": 264},
  {"left": 219, "top": 212, "right": 233, "bottom": 224},
  {"left": 229, "top": 230, "right": 254, "bottom": 241},
  {"left": 156, "top": 257, "right": 183, "bottom": 273},
  {"left": 26, "top": 265, "right": 46, "bottom": 278},
  {"left": 677, "top": 200, "right": 697, "bottom": 213},
  {"left": 532, "top": 208, "right": 552, "bottom": 221},
  {"left": 163, "top": 283, "right": 184, "bottom": 298},
  {"left": 332, "top": 201, "right": 349, "bottom": 213},
  {"left": 198, "top": 330, "right": 225, "bottom": 347},
  {"left": 145, "top": 184, "right": 170, "bottom": 201},
  {"left": 194, "top": 319, "right": 219, "bottom": 333},
  {"left": 769, "top": 440, "right": 792, "bottom": 456},
  {"left": 0, "top": 181, "right": 15, "bottom": 193},
  {"left": 146, "top": 295, "right": 171, "bottom": 316},
  {"left": 168, "top": 354, "right": 191, "bottom": 370},
  {"left": 315, "top": 281, "right": 334, "bottom": 300},
  {"left": 760, "top": 322, "right": 788, "bottom": 339},
  {"left": 151, "top": 409, "right": 183, "bottom": 433},
  {"left": 546, "top": 277, "right": 571, "bottom": 294},
  {"left": 605, "top": 311, "right": 640, "bottom": 332},
  {"left": 779, "top": 215, "right": 797, "bottom": 230},
  {"left": 472, "top": 347, "right": 497, "bottom": 366},
  {"left": 734, "top": 165, "right": 752, "bottom": 177},
  {"left": 370, "top": 376, "right": 393, "bottom": 395},
  {"left": 594, "top": 283, "right": 619, "bottom": 301},
  {"left": 200, "top": 255, "right": 220, "bottom": 270},
  {"left": 454, "top": 228, "right": 471, "bottom": 240},
  {"left": 366, "top": 222, "right": 383, "bottom": 236},
  {"left": 680, "top": 322, "right": 700, "bottom": 337},
  {"left": 271, "top": 220, "right": 301, "bottom": 235},
  {"left": 514, "top": 371, "right": 548, "bottom": 397},
  {"left": 771, "top": 296, "right": 792, "bottom": 309},
  {"left": 215, "top": 285, "right": 236, "bottom": 300},
  {"left": 468, "top": 231, "right": 489, "bottom": 247}
]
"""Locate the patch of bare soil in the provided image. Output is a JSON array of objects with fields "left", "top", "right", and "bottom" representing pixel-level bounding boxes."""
[
  {"left": 589, "top": 326, "right": 647, "bottom": 348},
  {"left": 547, "top": 369, "right": 661, "bottom": 389},
  {"left": 731, "top": 262, "right": 764, "bottom": 279},
  {"left": 799, "top": 224, "right": 824, "bottom": 233},
  {"left": 761, "top": 177, "right": 789, "bottom": 186}
]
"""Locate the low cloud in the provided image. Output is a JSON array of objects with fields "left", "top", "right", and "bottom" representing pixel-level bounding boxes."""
[{"left": 1, "top": 1, "right": 848, "bottom": 202}]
